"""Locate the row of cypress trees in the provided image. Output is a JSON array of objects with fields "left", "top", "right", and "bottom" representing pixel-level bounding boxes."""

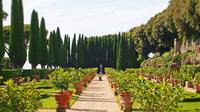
[
  {"left": 51, "top": 33, "right": 138, "bottom": 70},
  {"left": 3, "top": 0, "right": 138, "bottom": 70}
]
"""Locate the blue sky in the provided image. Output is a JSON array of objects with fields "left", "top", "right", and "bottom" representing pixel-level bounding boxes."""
[{"left": 3, "top": 0, "right": 170, "bottom": 37}]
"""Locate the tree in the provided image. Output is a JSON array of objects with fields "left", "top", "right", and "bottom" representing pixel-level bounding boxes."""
[
  {"left": 55, "top": 27, "right": 63, "bottom": 67},
  {"left": 71, "top": 34, "right": 77, "bottom": 67},
  {"left": 52, "top": 31, "right": 57, "bottom": 67},
  {"left": 77, "top": 34, "right": 85, "bottom": 68},
  {"left": 67, "top": 36, "right": 71, "bottom": 67},
  {"left": 48, "top": 32, "right": 54, "bottom": 68},
  {"left": 39, "top": 17, "right": 48, "bottom": 68},
  {"left": 0, "top": 0, "right": 4, "bottom": 62},
  {"left": 127, "top": 37, "right": 138, "bottom": 68},
  {"left": 116, "top": 36, "right": 126, "bottom": 70},
  {"left": 9, "top": 0, "right": 26, "bottom": 68},
  {"left": 29, "top": 10, "right": 40, "bottom": 69},
  {"left": 63, "top": 35, "right": 68, "bottom": 68}
]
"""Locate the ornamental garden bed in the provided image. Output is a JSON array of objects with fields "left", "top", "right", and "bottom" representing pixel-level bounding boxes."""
[{"left": 0, "top": 68, "right": 96, "bottom": 111}]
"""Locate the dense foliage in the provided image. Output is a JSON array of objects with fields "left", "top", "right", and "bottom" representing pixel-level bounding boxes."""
[
  {"left": 107, "top": 68, "right": 183, "bottom": 111},
  {"left": 128, "top": 0, "right": 200, "bottom": 60},
  {"left": 49, "top": 68, "right": 96, "bottom": 89},
  {"left": 0, "top": 80, "right": 42, "bottom": 112}
]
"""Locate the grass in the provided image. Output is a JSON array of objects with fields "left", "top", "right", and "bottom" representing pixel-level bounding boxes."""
[
  {"left": 179, "top": 91, "right": 200, "bottom": 112},
  {"left": 41, "top": 94, "right": 79, "bottom": 109},
  {"left": 42, "top": 97, "right": 56, "bottom": 108},
  {"left": 180, "top": 102, "right": 200, "bottom": 112}
]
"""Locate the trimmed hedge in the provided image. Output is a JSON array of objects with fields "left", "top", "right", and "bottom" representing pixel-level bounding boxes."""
[{"left": 0, "top": 69, "right": 51, "bottom": 84}]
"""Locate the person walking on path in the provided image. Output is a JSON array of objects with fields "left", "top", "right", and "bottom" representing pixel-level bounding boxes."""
[{"left": 97, "top": 64, "right": 105, "bottom": 81}]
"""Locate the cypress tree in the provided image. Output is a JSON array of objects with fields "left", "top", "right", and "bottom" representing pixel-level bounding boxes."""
[
  {"left": 60, "top": 42, "right": 64, "bottom": 68},
  {"left": 116, "top": 36, "right": 125, "bottom": 70},
  {"left": 0, "top": 0, "right": 4, "bottom": 62},
  {"left": 55, "top": 27, "right": 63, "bottom": 67},
  {"left": 39, "top": 17, "right": 48, "bottom": 68},
  {"left": 77, "top": 34, "right": 85, "bottom": 68},
  {"left": 113, "top": 33, "right": 120, "bottom": 68},
  {"left": 63, "top": 35, "right": 68, "bottom": 68},
  {"left": 52, "top": 31, "right": 58, "bottom": 67},
  {"left": 128, "top": 38, "right": 138, "bottom": 68},
  {"left": 77, "top": 34, "right": 81, "bottom": 67},
  {"left": 48, "top": 32, "right": 54, "bottom": 68},
  {"left": 29, "top": 10, "right": 40, "bottom": 69},
  {"left": 9, "top": 0, "right": 26, "bottom": 68},
  {"left": 71, "top": 34, "right": 77, "bottom": 67},
  {"left": 80, "top": 35, "right": 85, "bottom": 68},
  {"left": 84, "top": 37, "right": 88, "bottom": 68},
  {"left": 67, "top": 36, "right": 71, "bottom": 67}
]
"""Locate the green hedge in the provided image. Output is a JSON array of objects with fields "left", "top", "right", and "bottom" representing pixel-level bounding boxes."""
[{"left": 0, "top": 69, "right": 51, "bottom": 84}]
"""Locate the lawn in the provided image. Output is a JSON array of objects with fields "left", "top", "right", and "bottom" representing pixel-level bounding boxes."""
[
  {"left": 41, "top": 94, "right": 79, "bottom": 109},
  {"left": 179, "top": 91, "right": 200, "bottom": 112}
]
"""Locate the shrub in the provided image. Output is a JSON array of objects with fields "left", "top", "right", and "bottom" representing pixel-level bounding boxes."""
[
  {"left": 49, "top": 68, "right": 70, "bottom": 92},
  {"left": 0, "top": 80, "right": 42, "bottom": 112},
  {"left": 106, "top": 68, "right": 184, "bottom": 111},
  {"left": 0, "top": 69, "right": 51, "bottom": 83}
]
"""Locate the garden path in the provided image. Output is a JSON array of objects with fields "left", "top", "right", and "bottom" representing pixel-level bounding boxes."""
[{"left": 38, "top": 75, "right": 121, "bottom": 112}]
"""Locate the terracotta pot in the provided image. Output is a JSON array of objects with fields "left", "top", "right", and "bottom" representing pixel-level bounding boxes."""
[
  {"left": 120, "top": 92, "right": 131, "bottom": 102},
  {"left": 55, "top": 90, "right": 73, "bottom": 110},
  {"left": 12, "top": 77, "right": 21, "bottom": 85},
  {"left": 196, "top": 84, "right": 200, "bottom": 93},
  {"left": 120, "top": 92, "right": 132, "bottom": 112},
  {"left": 187, "top": 81, "right": 194, "bottom": 88},
  {"left": 171, "top": 79, "right": 178, "bottom": 86},
  {"left": 83, "top": 78, "right": 88, "bottom": 87},
  {"left": 75, "top": 82, "right": 84, "bottom": 94},
  {"left": 32, "top": 75, "right": 40, "bottom": 81},
  {"left": 156, "top": 76, "right": 163, "bottom": 83},
  {"left": 45, "top": 74, "right": 49, "bottom": 80}
]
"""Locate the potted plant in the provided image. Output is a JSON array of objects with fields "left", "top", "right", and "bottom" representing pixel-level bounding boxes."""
[
  {"left": 49, "top": 68, "right": 73, "bottom": 111},
  {"left": 12, "top": 69, "right": 23, "bottom": 85},
  {"left": 69, "top": 69, "right": 84, "bottom": 95},
  {"left": 32, "top": 69, "right": 40, "bottom": 81},
  {"left": 118, "top": 77, "right": 132, "bottom": 112},
  {"left": 194, "top": 74, "right": 200, "bottom": 93},
  {"left": 44, "top": 69, "right": 51, "bottom": 80}
]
